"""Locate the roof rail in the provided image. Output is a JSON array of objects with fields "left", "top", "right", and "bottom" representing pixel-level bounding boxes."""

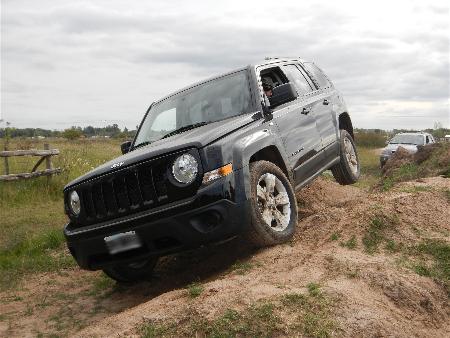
[{"left": 264, "top": 56, "right": 301, "bottom": 60}]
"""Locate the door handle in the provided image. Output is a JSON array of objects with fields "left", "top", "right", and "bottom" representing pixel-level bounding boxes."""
[
  {"left": 323, "top": 99, "right": 329, "bottom": 105},
  {"left": 301, "top": 107, "right": 310, "bottom": 115}
]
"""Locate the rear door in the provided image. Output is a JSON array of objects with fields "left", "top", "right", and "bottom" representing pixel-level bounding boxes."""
[
  {"left": 300, "top": 62, "right": 338, "bottom": 153},
  {"left": 260, "top": 64, "right": 322, "bottom": 186}
]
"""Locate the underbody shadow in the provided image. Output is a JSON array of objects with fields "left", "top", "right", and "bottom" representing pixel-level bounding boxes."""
[{"left": 104, "top": 237, "right": 257, "bottom": 303}]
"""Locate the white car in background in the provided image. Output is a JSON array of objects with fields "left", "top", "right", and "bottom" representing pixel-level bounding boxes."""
[{"left": 380, "top": 132, "right": 436, "bottom": 167}]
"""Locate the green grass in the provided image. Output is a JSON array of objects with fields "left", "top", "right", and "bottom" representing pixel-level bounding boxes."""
[
  {"left": 411, "top": 240, "right": 449, "bottom": 282},
  {"left": 393, "top": 239, "right": 450, "bottom": 295},
  {"left": 352, "top": 146, "right": 381, "bottom": 189},
  {"left": 140, "top": 284, "right": 337, "bottom": 338},
  {"left": 230, "top": 260, "right": 253, "bottom": 275},
  {"left": 88, "top": 274, "right": 117, "bottom": 296},
  {"left": 141, "top": 322, "right": 173, "bottom": 338},
  {"left": 362, "top": 215, "right": 398, "bottom": 254},
  {"left": 382, "top": 177, "right": 394, "bottom": 191},
  {"left": 399, "top": 185, "right": 433, "bottom": 193},
  {"left": 0, "top": 228, "right": 75, "bottom": 289},
  {"left": 340, "top": 235, "right": 357, "bottom": 250},
  {"left": 0, "top": 138, "right": 122, "bottom": 289},
  {"left": 282, "top": 284, "right": 336, "bottom": 338},
  {"left": 384, "top": 239, "right": 402, "bottom": 253},
  {"left": 330, "top": 232, "right": 340, "bottom": 241},
  {"left": 186, "top": 282, "right": 203, "bottom": 298}
]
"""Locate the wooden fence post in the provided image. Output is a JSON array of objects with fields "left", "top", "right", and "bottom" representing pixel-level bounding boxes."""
[
  {"left": 3, "top": 144, "right": 9, "bottom": 175},
  {"left": 44, "top": 144, "right": 52, "bottom": 170},
  {"left": 44, "top": 143, "right": 52, "bottom": 183}
]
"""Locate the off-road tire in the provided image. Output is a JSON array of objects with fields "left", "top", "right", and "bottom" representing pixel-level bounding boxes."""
[
  {"left": 331, "top": 129, "right": 360, "bottom": 185},
  {"left": 103, "top": 257, "right": 158, "bottom": 283},
  {"left": 246, "top": 160, "right": 298, "bottom": 247}
]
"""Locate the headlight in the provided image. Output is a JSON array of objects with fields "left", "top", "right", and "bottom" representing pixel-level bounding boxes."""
[
  {"left": 202, "top": 163, "right": 233, "bottom": 184},
  {"left": 69, "top": 190, "right": 81, "bottom": 216},
  {"left": 172, "top": 154, "right": 198, "bottom": 184}
]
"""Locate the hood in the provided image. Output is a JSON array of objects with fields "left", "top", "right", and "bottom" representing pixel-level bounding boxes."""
[
  {"left": 64, "top": 112, "right": 259, "bottom": 189},
  {"left": 382, "top": 143, "right": 418, "bottom": 155}
]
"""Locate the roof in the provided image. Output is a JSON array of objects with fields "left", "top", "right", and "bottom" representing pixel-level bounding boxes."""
[
  {"left": 152, "top": 57, "right": 311, "bottom": 105},
  {"left": 253, "top": 57, "right": 308, "bottom": 68}
]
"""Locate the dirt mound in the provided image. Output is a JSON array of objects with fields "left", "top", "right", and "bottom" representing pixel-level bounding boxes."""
[
  {"left": 74, "top": 177, "right": 450, "bottom": 338},
  {"left": 382, "top": 143, "right": 450, "bottom": 181},
  {"left": 381, "top": 146, "right": 414, "bottom": 175}
]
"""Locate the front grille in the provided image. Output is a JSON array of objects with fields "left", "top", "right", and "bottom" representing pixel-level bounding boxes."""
[{"left": 69, "top": 150, "right": 201, "bottom": 227}]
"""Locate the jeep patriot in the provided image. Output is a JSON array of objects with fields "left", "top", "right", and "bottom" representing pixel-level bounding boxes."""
[{"left": 63, "top": 57, "right": 360, "bottom": 282}]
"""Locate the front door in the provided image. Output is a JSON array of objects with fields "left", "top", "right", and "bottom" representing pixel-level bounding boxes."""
[{"left": 261, "top": 65, "right": 322, "bottom": 186}]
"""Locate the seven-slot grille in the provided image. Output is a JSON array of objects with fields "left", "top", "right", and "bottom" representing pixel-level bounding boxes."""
[{"left": 69, "top": 152, "right": 200, "bottom": 227}]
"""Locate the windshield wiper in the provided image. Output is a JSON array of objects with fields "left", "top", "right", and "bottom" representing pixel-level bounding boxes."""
[
  {"left": 161, "top": 122, "right": 208, "bottom": 140},
  {"left": 133, "top": 141, "right": 152, "bottom": 150}
]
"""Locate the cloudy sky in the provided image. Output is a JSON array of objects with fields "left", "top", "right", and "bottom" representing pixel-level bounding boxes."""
[{"left": 1, "top": 0, "right": 449, "bottom": 130}]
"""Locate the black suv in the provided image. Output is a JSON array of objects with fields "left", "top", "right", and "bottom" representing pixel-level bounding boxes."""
[{"left": 63, "top": 57, "right": 360, "bottom": 282}]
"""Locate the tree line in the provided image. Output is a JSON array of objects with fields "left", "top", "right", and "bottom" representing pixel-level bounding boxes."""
[{"left": 0, "top": 124, "right": 137, "bottom": 140}]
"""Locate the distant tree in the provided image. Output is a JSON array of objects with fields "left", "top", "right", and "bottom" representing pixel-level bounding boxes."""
[
  {"left": 62, "top": 128, "right": 83, "bottom": 140},
  {"left": 434, "top": 121, "right": 443, "bottom": 130}
]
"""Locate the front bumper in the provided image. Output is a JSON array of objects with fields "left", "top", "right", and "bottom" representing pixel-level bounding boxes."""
[
  {"left": 379, "top": 154, "right": 390, "bottom": 167},
  {"left": 64, "top": 170, "right": 251, "bottom": 270}
]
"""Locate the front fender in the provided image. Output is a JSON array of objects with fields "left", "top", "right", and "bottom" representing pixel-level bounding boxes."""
[
  {"left": 232, "top": 127, "right": 290, "bottom": 199},
  {"left": 200, "top": 121, "right": 289, "bottom": 202}
]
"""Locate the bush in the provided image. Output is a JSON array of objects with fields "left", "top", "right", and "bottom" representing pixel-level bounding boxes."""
[
  {"left": 62, "top": 128, "right": 83, "bottom": 140},
  {"left": 354, "top": 131, "right": 387, "bottom": 148}
]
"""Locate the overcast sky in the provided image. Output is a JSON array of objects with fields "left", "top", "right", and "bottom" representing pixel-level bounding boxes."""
[{"left": 1, "top": 0, "right": 449, "bottom": 130}]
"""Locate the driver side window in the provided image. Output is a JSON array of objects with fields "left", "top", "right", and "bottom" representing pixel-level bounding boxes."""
[{"left": 260, "top": 67, "right": 289, "bottom": 92}]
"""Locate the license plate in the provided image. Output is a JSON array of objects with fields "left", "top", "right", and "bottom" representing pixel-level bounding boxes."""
[{"left": 104, "top": 231, "right": 142, "bottom": 255}]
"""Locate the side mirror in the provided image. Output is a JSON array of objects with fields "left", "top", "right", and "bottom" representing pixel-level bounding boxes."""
[
  {"left": 261, "top": 95, "right": 272, "bottom": 117},
  {"left": 121, "top": 140, "right": 132, "bottom": 154},
  {"left": 269, "top": 83, "right": 298, "bottom": 108}
]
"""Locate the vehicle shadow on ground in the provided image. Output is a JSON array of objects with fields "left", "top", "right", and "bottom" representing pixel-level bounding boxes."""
[{"left": 106, "top": 237, "right": 256, "bottom": 302}]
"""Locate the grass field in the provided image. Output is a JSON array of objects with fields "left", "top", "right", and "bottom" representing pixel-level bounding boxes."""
[{"left": 0, "top": 138, "right": 122, "bottom": 289}]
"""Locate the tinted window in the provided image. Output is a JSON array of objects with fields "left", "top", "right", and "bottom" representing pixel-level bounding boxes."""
[
  {"left": 282, "top": 65, "right": 313, "bottom": 95},
  {"left": 302, "top": 62, "right": 331, "bottom": 88}
]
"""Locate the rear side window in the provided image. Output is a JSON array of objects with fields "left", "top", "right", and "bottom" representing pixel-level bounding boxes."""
[
  {"left": 302, "top": 62, "right": 331, "bottom": 89},
  {"left": 282, "top": 64, "right": 313, "bottom": 96}
]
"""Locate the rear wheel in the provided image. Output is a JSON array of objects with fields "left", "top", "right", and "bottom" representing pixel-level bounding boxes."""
[
  {"left": 246, "top": 160, "right": 298, "bottom": 247},
  {"left": 332, "top": 129, "right": 360, "bottom": 185},
  {"left": 103, "top": 257, "right": 158, "bottom": 283}
]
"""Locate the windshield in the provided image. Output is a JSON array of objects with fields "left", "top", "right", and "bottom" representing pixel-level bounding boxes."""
[
  {"left": 389, "top": 134, "right": 424, "bottom": 145},
  {"left": 134, "top": 71, "right": 251, "bottom": 147}
]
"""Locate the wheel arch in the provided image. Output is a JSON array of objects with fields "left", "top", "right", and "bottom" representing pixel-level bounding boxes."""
[
  {"left": 249, "top": 145, "right": 290, "bottom": 179},
  {"left": 338, "top": 112, "right": 354, "bottom": 140}
]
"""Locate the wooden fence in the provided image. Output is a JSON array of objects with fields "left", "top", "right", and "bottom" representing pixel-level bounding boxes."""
[{"left": 0, "top": 143, "right": 61, "bottom": 181}]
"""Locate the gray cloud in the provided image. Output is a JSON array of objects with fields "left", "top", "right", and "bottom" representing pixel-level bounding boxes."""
[{"left": 1, "top": 0, "right": 449, "bottom": 130}]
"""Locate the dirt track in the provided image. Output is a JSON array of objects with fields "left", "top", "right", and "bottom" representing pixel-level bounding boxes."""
[{"left": 2, "top": 176, "right": 449, "bottom": 337}]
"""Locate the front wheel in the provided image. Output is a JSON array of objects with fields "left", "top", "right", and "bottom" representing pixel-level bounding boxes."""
[
  {"left": 246, "top": 160, "right": 298, "bottom": 247},
  {"left": 103, "top": 257, "right": 158, "bottom": 283},
  {"left": 331, "top": 129, "right": 360, "bottom": 185}
]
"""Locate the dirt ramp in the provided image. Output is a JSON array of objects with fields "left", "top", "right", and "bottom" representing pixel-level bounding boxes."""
[{"left": 76, "top": 177, "right": 450, "bottom": 338}]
